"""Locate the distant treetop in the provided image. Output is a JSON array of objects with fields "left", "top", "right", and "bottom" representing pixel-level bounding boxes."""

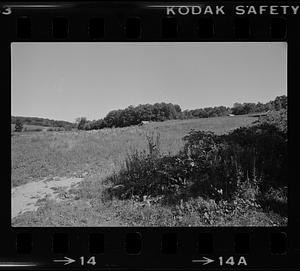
[{"left": 11, "top": 116, "right": 75, "bottom": 129}]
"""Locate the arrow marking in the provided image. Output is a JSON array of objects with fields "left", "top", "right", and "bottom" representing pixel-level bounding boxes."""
[
  {"left": 192, "top": 257, "right": 214, "bottom": 265},
  {"left": 53, "top": 257, "right": 76, "bottom": 265}
]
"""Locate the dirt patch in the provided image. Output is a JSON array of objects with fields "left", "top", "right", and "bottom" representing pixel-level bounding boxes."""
[{"left": 11, "top": 177, "right": 84, "bottom": 219}]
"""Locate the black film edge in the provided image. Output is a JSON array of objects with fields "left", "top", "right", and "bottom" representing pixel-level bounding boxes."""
[{"left": 1, "top": 1, "right": 299, "bottom": 270}]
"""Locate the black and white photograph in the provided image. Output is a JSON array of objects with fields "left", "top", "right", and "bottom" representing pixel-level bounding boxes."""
[{"left": 11, "top": 42, "right": 287, "bottom": 227}]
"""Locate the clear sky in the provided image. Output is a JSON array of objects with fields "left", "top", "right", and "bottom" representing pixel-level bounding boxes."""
[{"left": 11, "top": 42, "right": 287, "bottom": 123}]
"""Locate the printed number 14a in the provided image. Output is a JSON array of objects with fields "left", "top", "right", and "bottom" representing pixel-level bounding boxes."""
[{"left": 219, "top": 256, "right": 247, "bottom": 266}]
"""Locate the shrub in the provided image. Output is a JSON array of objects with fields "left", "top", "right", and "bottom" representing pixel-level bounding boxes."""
[
  {"left": 180, "top": 130, "right": 239, "bottom": 201},
  {"left": 105, "top": 132, "right": 193, "bottom": 201},
  {"left": 76, "top": 117, "right": 87, "bottom": 130},
  {"left": 15, "top": 119, "right": 23, "bottom": 132},
  {"left": 182, "top": 123, "right": 287, "bottom": 195},
  {"left": 258, "top": 109, "right": 287, "bottom": 133},
  {"left": 259, "top": 186, "right": 287, "bottom": 216},
  {"left": 105, "top": 120, "right": 287, "bottom": 215},
  {"left": 225, "top": 123, "right": 287, "bottom": 190}
]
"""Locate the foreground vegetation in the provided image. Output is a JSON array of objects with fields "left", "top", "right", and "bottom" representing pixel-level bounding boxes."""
[{"left": 11, "top": 112, "right": 287, "bottom": 226}]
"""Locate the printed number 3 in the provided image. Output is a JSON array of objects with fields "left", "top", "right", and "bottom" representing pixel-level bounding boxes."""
[{"left": 1, "top": 7, "right": 12, "bottom": 15}]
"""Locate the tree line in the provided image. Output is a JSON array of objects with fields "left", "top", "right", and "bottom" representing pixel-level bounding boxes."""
[
  {"left": 11, "top": 116, "right": 75, "bottom": 129},
  {"left": 12, "top": 95, "right": 287, "bottom": 131},
  {"left": 231, "top": 95, "right": 287, "bottom": 115},
  {"left": 77, "top": 95, "right": 287, "bottom": 130}
]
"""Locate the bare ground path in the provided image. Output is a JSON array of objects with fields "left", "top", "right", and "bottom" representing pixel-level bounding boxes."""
[
  {"left": 11, "top": 177, "right": 84, "bottom": 219},
  {"left": 11, "top": 176, "right": 125, "bottom": 227}
]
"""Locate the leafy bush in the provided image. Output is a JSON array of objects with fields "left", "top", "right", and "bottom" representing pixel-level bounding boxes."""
[
  {"left": 226, "top": 123, "right": 287, "bottom": 189},
  {"left": 259, "top": 186, "right": 287, "bottom": 216},
  {"left": 105, "top": 118, "right": 287, "bottom": 217},
  {"left": 182, "top": 122, "right": 286, "bottom": 195},
  {"left": 180, "top": 131, "right": 238, "bottom": 201},
  {"left": 106, "top": 132, "right": 193, "bottom": 201},
  {"left": 15, "top": 119, "right": 23, "bottom": 132},
  {"left": 257, "top": 109, "right": 287, "bottom": 133}
]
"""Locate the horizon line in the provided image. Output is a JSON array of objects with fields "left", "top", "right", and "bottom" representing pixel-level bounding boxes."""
[{"left": 11, "top": 94, "right": 287, "bottom": 123}]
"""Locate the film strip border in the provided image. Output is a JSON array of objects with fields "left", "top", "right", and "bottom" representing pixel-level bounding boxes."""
[
  {"left": 1, "top": 2, "right": 298, "bottom": 41},
  {"left": 1, "top": 1, "right": 300, "bottom": 269},
  {"left": 12, "top": 15, "right": 287, "bottom": 41},
  {"left": 1, "top": 228, "right": 290, "bottom": 268},
  {"left": 16, "top": 231, "right": 287, "bottom": 254}
]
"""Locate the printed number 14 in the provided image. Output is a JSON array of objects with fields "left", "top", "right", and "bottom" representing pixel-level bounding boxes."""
[{"left": 80, "top": 256, "right": 96, "bottom": 266}]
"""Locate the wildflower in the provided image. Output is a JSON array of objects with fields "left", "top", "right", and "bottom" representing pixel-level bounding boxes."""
[{"left": 217, "top": 188, "right": 223, "bottom": 195}]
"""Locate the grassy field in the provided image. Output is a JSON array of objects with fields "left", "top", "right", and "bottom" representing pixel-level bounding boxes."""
[
  {"left": 11, "top": 114, "right": 287, "bottom": 226},
  {"left": 11, "top": 115, "right": 257, "bottom": 187}
]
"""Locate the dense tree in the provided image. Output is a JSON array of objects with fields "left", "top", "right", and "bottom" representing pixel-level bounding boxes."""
[
  {"left": 232, "top": 103, "right": 246, "bottom": 115},
  {"left": 101, "top": 102, "right": 182, "bottom": 128},
  {"left": 88, "top": 119, "right": 107, "bottom": 130},
  {"left": 14, "top": 119, "right": 23, "bottom": 132},
  {"left": 274, "top": 95, "right": 287, "bottom": 110},
  {"left": 230, "top": 96, "right": 286, "bottom": 115},
  {"left": 76, "top": 117, "right": 88, "bottom": 130},
  {"left": 232, "top": 103, "right": 256, "bottom": 115}
]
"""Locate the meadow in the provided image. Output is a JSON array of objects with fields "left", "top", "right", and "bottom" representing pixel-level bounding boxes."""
[{"left": 11, "top": 114, "right": 287, "bottom": 227}]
